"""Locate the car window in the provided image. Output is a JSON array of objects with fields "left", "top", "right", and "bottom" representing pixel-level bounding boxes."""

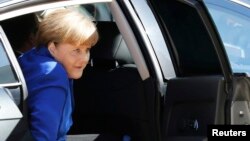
[
  {"left": 78, "top": 3, "right": 112, "bottom": 21},
  {"left": 149, "top": 0, "right": 222, "bottom": 76},
  {"left": 0, "top": 38, "right": 17, "bottom": 83},
  {"left": 37, "top": 3, "right": 112, "bottom": 22},
  {"left": 204, "top": 0, "right": 250, "bottom": 75}
]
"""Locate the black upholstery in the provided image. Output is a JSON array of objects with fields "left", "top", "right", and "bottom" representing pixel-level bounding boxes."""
[
  {"left": 91, "top": 22, "right": 134, "bottom": 65},
  {"left": 70, "top": 22, "right": 146, "bottom": 141},
  {"left": 162, "top": 76, "right": 226, "bottom": 141}
]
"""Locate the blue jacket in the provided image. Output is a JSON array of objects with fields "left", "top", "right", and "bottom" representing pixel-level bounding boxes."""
[{"left": 18, "top": 46, "right": 74, "bottom": 141}]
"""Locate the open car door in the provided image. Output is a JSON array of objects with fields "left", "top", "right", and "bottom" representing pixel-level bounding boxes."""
[
  {"left": 0, "top": 87, "right": 22, "bottom": 141},
  {"left": 148, "top": 0, "right": 250, "bottom": 140},
  {"left": 0, "top": 27, "right": 24, "bottom": 141}
]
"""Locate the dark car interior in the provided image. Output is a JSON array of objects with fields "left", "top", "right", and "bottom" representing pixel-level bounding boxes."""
[
  {"left": 1, "top": 7, "right": 158, "bottom": 140},
  {"left": 69, "top": 21, "right": 150, "bottom": 141},
  {"left": 68, "top": 20, "right": 157, "bottom": 141}
]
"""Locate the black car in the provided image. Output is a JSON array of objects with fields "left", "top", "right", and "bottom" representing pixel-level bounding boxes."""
[{"left": 0, "top": 0, "right": 250, "bottom": 140}]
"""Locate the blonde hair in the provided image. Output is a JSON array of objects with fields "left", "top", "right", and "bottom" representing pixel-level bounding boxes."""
[{"left": 35, "top": 8, "right": 98, "bottom": 47}]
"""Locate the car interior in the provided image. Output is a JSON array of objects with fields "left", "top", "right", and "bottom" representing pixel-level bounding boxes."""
[
  {"left": 68, "top": 4, "right": 156, "bottom": 141},
  {"left": 1, "top": 3, "right": 158, "bottom": 141},
  {"left": 69, "top": 20, "right": 147, "bottom": 141}
]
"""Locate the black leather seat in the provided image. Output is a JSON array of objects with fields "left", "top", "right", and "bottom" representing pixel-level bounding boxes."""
[{"left": 69, "top": 22, "right": 145, "bottom": 141}]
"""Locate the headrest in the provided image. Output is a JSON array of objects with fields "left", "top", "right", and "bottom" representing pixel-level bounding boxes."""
[{"left": 90, "top": 22, "right": 134, "bottom": 66}]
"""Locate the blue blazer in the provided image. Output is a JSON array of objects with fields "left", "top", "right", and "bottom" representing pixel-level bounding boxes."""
[{"left": 18, "top": 46, "right": 74, "bottom": 141}]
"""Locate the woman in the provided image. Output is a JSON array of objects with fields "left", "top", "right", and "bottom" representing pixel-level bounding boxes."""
[{"left": 18, "top": 8, "right": 98, "bottom": 141}]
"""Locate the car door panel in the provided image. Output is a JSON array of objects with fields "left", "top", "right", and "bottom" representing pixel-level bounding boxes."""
[
  {"left": 231, "top": 76, "right": 250, "bottom": 124},
  {"left": 163, "top": 76, "right": 226, "bottom": 140},
  {"left": 7, "top": 87, "right": 22, "bottom": 106},
  {"left": 148, "top": 0, "right": 234, "bottom": 140},
  {"left": 0, "top": 26, "right": 29, "bottom": 141},
  {"left": 0, "top": 87, "right": 22, "bottom": 141}
]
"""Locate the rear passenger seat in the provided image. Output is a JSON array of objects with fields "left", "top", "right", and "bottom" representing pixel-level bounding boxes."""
[{"left": 69, "top": 22, "right": 146, "bottom": 141}]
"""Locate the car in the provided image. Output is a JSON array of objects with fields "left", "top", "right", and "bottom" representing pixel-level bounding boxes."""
[{"left": 0, "top": 0, "right": 250, "bottom": 141}]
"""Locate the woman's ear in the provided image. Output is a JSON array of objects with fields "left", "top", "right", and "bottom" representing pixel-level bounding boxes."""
[{"left": 48, "top": 42, "right": 56, "bottom": 55}]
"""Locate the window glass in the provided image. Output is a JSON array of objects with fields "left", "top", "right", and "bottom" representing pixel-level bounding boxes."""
[
  {"left": 0, "top": 39, "right": 17, "bottom": 83},
  {"left": 37, "top": 3, "right": 112, "bottom": 22},
  {"left": 205, "top": 0, "right": 250, "bottom": 74},
  {"left": 149, "top": 0, "right": 222, "bottom": 76},
  {"left": 78, "top": 3, "right": 112, "bottom": 21}
]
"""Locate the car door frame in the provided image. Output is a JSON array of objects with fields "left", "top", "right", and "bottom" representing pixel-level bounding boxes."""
[
  {"left": 115, "top": 0, "right": 176, "bottom": 140},
  {"left": 0, "top": 25, "right": 26, "bottom": 141},
  {"left": 141, "top": 0, "right": 234, "bottom": 140}
]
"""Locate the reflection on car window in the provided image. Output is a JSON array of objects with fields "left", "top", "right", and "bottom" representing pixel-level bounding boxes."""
[
  {"left": 0, "top": 39, "right": 17, "bottom": 83},
  {"left": 36, "top": 3, "right": 112, "bottom": 22},
  {"left": 71, "top": 3, "right": 112, "bottom": 21},
  {"left": 205, "top": 0, "right": 250, "bottom": 74}
]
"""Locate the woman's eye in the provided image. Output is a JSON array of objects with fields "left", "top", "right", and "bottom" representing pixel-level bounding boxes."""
[
  {"left": 70, "top": 49, "right": 81, "bottom": 56},
  {"left": 76, "top": 49, "right": 81, "bottom": 53},
  {"left": 73, "top": 49, "right": 81, "bottom": 54}
]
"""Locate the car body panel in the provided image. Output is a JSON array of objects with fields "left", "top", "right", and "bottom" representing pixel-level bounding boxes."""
[{"left": 0, "top": 87, "right": 22, "bottom": 141}]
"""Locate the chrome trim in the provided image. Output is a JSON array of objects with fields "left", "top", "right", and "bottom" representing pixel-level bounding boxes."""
[
  {"left": 0, "top": 82, "right": 22, "bottom": 88},
  {"left": 0, "top": 0, "right": 27, "bottom": 8},
  {"left": 230, "top": 0, "right": 250, "bottom": 9},
  {"left": 130, "top": 0, "right": 176, "bottom": 80},
  {"left": 109, "top": 1, "right": 150, "bottom": 80},
  {"left": 120, "top": 0, "right": 167, "bottom": 96},
  {"left": 0, "top": 26, "right": 28, "bottom": 100},
  {"left": 0, "top": 0, "right": 112, "bottom": 21}
]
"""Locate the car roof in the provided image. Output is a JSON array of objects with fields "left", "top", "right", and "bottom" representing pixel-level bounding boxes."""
[{"left": 0, "top": 0, "right": 112, "bottom": 21}]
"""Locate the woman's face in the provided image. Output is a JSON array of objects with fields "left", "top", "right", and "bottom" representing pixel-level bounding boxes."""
[{"left": 48, "top": 42, "right": 91, "bottom": 79}]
